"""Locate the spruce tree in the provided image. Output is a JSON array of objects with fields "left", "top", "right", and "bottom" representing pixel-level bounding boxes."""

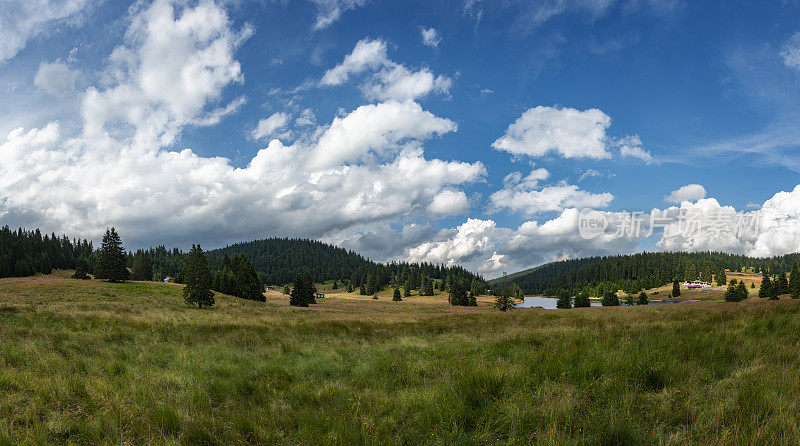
[
  {"left": 494, "top": 280, "right": 516, "bottom": 312},
  {"left": 232, "top": 255, "right": 265, "bottom": 301},
  {"left": 790, "top": 262, "right": 800, "bottom": 299},
  {"left": 775, "top": 272, "right": 790, "bottom": 296},
  {"left": 283, "top": 284, "right": 290, "bottom": 295},
  {"left": 403, "top": 279, "right": 411, "bottom": 297},
  {"left": 716, "top": 269, "right": 727, "bottom": 286},
  {"left": 183, "top": 245, "right": 214, "bottom": 308},
  {"left": 290, "top": 273, "right": 312, "bottom": 307},
  {"left": 736, "top": 281, "right": 748, "bottom": 301},
  {"left": 601, "top": 290, "right": 620, "bottom": 306},
  {"left": 467, "top": 291, "right": 477, "bottom": 306},
  {"left": 672, "top": 279, "right": 681, "bottom": 297},
  {"left": 72, "top": 258, "right": 90, "bottom": 279},
  {"left": 637, "top": 291, "right": 648, "bottom": 305},
  {"left": 574, "top": 292, "right": 591, "bottom": 308},
  {"left": 556, "top": 290, "right": 572, "bottom": 309},
  {"left": 759, "top": 272, "right": 772, "bottom": 298},
  {"left": 449, "top": 279, "right": 469, "bottom": 306},
  {"left": 724, "top": 282, "right": 738, "bottom": 302},
  {"left": 95, "top": 228, "right": 129, "bottom": 282},
  {"left": 393, "top": 287, "right": 402, "bottom": 301}
]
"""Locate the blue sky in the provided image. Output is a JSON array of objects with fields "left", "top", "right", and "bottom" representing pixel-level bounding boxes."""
[{"left": 2, "top": 0, "right": 800, "bottom": 277}]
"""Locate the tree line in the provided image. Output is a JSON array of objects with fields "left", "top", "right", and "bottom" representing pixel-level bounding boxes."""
[
  {"left": 491, "top": 251, "right": 800, "bottom": 297},
  {"left": 0, "top": 226, "right": 94, "bottom": 278}
]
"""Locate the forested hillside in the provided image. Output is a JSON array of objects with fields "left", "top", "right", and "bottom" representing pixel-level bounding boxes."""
[
  {"left": 492, "top": 251, "right": 800, "bottom": 296},
  {"left": 205, "top": 238, "right": 483, "bottom": 290}
]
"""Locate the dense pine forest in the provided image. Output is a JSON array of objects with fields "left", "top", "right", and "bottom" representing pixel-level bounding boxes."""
[
  {"left": 204, "top": 238, "right": 483, "bottom": 292},
  {"left": 492, "top": 251, "right": 800, "bottom": 296},
  {"left": 0, "top": 226, "right": 95, "bottom": 278}
]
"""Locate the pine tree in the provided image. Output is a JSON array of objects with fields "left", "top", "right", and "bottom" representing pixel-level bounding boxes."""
[
  {"left": 467, "top": 291, "right": 477, "bottom": 306},
  {"left": 601, "top": 290, "right": 620, "bottom": 306},
  {"left": 556, "top": 290, "right": 572, "bottom": 309},
  {"left": 637, "top": 291, "right": 648, "bottom": 305},
  {"left": 759, "top": 272, "right": 772, "bottom": 298},
  {"left": 494, "top": 280, "right": 516, "bottom": 312},
  {"left": 131, "top": 250, "right": 153, "bottom": 281},
  {"left": 737, "top": 281, "right": 748, "bottom": 301},
  {"left": 393, "top": 287, "right": 402, "bottom": 301},
  {"left": 72, "top": 258, "right": 90, "bottom": 280},
  {"left": 403, "top": 279, "right": 411, "bottom": 297},
  {"left": 232, "top": 255, "right": 265, "bottom": 301},
  {"left": 672, "top": 279, "right": 681, "bottom": 297},
  {"left": 716, "top": 269, "right": 727, "bottom": 286},
  {"left": 574, "top": 292, "right": 591, "bottom": 308},
  {"left": 183, "top": 245, "right": 214, "bottom": 308},
  {"left": 790, "top": 262, "right": 800, "bottom": 299},
  {"left": 359, "top": 281, "right": 367, "bottom": 295},
  {"left": 449, "top": 279, "right": 469, "bottom": 306},
  {"left": 724, "top": 282, "right": 738, "bottom": 302},
  {"left": 290, "top": 273, "right": 314, "bottom": 307},
  {"left": 283, "top": 284, "right": 290, "bottom": 295},
  {"left": 775, "top": 272, "right": 790, "bottom": 296},
  {"left": 95, "top": 228, "right": 129, "bottom": 282}
]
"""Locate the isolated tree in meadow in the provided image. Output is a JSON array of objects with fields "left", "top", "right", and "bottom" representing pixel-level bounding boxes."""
[
  {"left": 183, "top": 245, "right": 215, "bottom": 308},
  {"left": 393, "top": 287, "right": 402, "bottom": 301},
  {"left": 574, "top": 291, "right": 591, "bottom": 308},
  {"left": 95, "top": 228, "right": 129, "bottom": 282},
  {"left": 556, "top": 290, "right": 572, "bottom": 309},
  {"left": 601, "top": 290, "right": 620, "bottom": 307},
  {"left": 131, "top": 250, "right": 152, "bottom": 281},
  {"left": 494, "top": 278, "right": 516, "bottom": 312},
  {"left": 672, "top": 279, "right": 681, "bottom": 297},
  {"left": 290, "top": 272, "right": 315, "bottom": 307},
  {"left": 637, "top": 291, "right": 648, "bottom": 305},
  {"left": 283, "top": 284, "right": 290, "bottom": 295},
  {"left": 716, "top": 269, "right": 727, "bottom": 286},
  {"left": 790, "top": 262, "right": 800, "bottom": 299},
  {"left": 736, "top": 281, "right": 749, "bottom": 301},
  {"left": 759, "top": 272, "right": 772, "bottom": 298},
  {"left": 449, "top": 279, "right": 469, "bottom": 306}
]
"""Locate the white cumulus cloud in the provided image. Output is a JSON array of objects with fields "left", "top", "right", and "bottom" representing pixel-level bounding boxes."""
[
  {"left": 664, "top": 184, "right": 706, "bottom": 203},
  {"left": 321, "top": 38, "right": 452, "bottom": 101},
  {"left": 489, "top": 168, "right": 613, "bottom": 215},
  {"left": 421, "top": 27, "right": 441, "bottom": 47},
  {"left": 251, "top": 112, "right": 290, "bottom": 140},
  {"left": 492, "top": 106, "right": 613, "bottom": 159}
]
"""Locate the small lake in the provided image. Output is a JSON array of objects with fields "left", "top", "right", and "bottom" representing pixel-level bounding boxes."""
[{"left": 516, "top": 296, "right": 679, "bottom": 309}]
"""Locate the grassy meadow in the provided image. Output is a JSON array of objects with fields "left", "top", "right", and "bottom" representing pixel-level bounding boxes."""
[{"left": 2, "top": 271, "right": 800, "bottom": 444}]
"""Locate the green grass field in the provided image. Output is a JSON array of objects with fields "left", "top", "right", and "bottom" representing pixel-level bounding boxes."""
[{"left": 2, "top": 271, "right": 800, "bottom": 444}]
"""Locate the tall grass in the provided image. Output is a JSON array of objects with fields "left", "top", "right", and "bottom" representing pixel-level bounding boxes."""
[{"left": 1, "top": 271, "right": 799, "bottom": 444}]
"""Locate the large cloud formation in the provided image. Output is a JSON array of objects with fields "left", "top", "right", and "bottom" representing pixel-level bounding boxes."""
[{"left": 0, "top": 0, "right": 484, "bottom": 249}]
